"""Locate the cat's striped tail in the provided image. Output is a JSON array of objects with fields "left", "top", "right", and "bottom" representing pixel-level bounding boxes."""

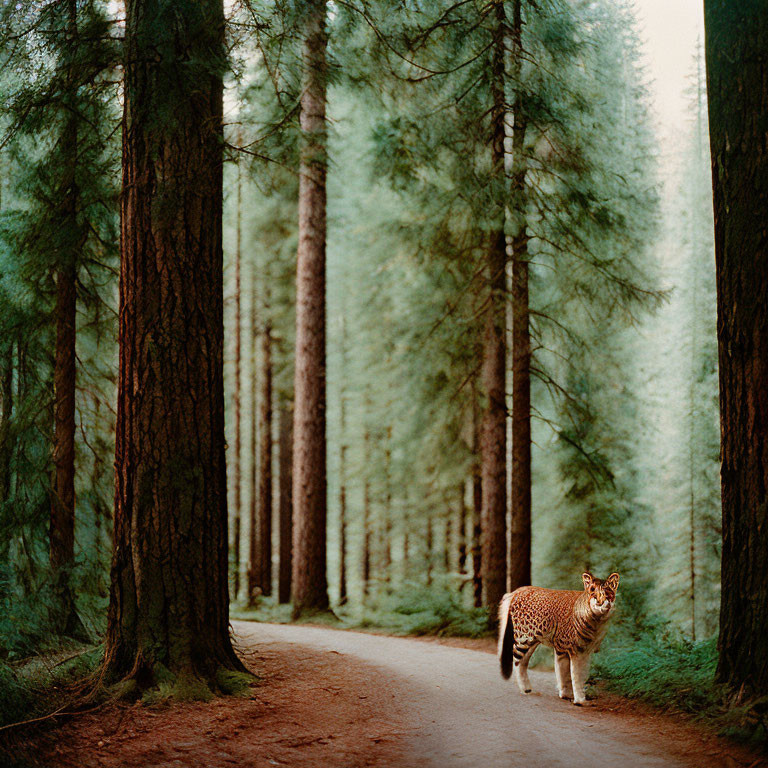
[{"left": 498, "top": 593, "right": 515, "bottom": 680}]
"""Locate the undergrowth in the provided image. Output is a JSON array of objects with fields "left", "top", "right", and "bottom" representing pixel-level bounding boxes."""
[
  {"left": 357, "top": 584, "right": 491, "bottom": 638},
  {"left": 592, "top": 633, "right": 768, "bottom": 743}
]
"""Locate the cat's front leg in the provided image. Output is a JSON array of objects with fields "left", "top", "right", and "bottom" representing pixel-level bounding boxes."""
[
  {"left": 555, "top": 651, "right": 573, "bottom": 699},
  {"left": 569, "top": 652, "right": 591, "bottom": 706}
]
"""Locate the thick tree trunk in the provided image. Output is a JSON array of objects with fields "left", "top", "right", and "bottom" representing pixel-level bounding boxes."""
[
  {"left": 278, "top": 402, "right": 293, "bottom": 604},
  {"left": 291, "top": 0, "right": 329, "bottom": 618},
  {"left": 257, "top": 322, "right": 273, "bottom": 597},
  {"left": 480, "top": 0, "right": 508, "bottom": 609},
  {"left": 231, "top": 156, "right": 242, "bottom": 602},
  {"left": 705, "top": 0, "right": 768, "bottom": 699},
  {"left": 103, "top": 0, "right": 243, "bottom": 686}
]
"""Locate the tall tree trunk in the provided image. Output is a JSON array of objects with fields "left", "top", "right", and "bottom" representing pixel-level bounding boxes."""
[
  {"left": 383, "top": 426, "right": 393, "bottom": 583},
  {"left": 338, "top": 311, "right": 348, "bottom": 606},
  {"left": 103, "top": 0, "right": 244, "bottom": 686},
  {"left": 507, "top": 0, "right": 531, "bottom": 594},
  {"left": 231, "top": 152, "right": 243, "bottom": 602},
  {"left": 291, "top": 0, "right": 329, "bottom": 618},
  {"left": 362, "top": 428, "right": 371, "bottom": 602},
  {"left": 471, "top": 391, "right": 483, "bottom": 608},
  {"left": 278, "top": 401, "right": 293, "bottom": 604},
  {"left": 257, "top": 320, "right": 273, "bottom": 597},
  {"left": 50, "top": 263, "right": 77, "bottom": 609},
  {"left": 480, "top": 0, "right": 509, "bottom": 609},
  {"left": 50, "top": 0, "right": 83, "bottom": 638},
  {"left": 705, "top": 0, "right": 768, "bottom": 699},
  {"left": 247, "top": 261, "right": 258, "bottom": 603}
]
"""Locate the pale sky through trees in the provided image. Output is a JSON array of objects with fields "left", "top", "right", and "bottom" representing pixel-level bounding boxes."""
[{"left": 634, "top": 0, "right": 704, "bottom": 150}]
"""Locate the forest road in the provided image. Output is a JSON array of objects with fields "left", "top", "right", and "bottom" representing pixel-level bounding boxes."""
[{"left": 233, "top": 622, "right": 700, "bottom": 768}]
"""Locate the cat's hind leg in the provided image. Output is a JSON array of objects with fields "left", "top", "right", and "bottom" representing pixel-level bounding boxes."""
[
  {"left": 555, "top": 650, "right": 573, "bottom": 700},
  {"left": 513, "top": 642, "right": 539, "bottom": 694}
]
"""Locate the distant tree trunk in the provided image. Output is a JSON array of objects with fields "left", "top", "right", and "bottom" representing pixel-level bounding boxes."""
[
  {"left": 443, "top": 510, "right": 452, "bottom": 572},
  {"left": 425, "top": 516, "right": 433, "bottom": 587},
  {"left": 247, "top": 263, "right": 258, "bottom": 603},
  {"left": 338, "top": 441, "right": 348, "bottom": 605},
  {"left": 103, "top": 0, "right": 244, "bottom": 686},
  {"left": 362, "top": 427, "right": 371, "bottom": 602},
  {"left": 338, "top": 310, "right": 348, "bottom": 606},
  {"left": 291, "top": 0, "right": 329, "bottom": 618},
  {"left": 383, "top": 426, "right": 393, "bottom": 583},
  {"left": 0, "top": 341, "right": 13, "bottom": 503},
  {"left": 231, "top": 153, "right": 243, "bottom": 602},
  {"left": 705, "top": 0, "right": 768, "bottom": 699},
  {"left": 480, "top": 0, "right": 508, "bottom": 609},
  {"left": 507, "top": 0, "right": 531, "bottom": 594},
  {"left": 50, "top": 263, "right": 77, "bottom": 611},
  {"left": 257, "top": 320, "right": 273, "bottom": 597},
  {"left": 278, "top": 401, "right": 293, "bottom": 604},
  {"left": 457, "top": 482, "right": 467, "bottom": 574},
  {"left": 50, "top": 0, "right": 84, "bottom": 637},
  {"left": 471, "top": 392, "right": 483, "bottom": 608}
]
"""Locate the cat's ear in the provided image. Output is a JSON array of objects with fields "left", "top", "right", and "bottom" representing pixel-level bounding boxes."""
[
  {"left": 582, "top": 572, "right": 594, "bottom": 590},
  {"left": 605, "top": 572, "right": 620, "bottom": 591}
]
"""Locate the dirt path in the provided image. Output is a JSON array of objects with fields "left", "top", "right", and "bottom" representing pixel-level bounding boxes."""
[
  {"left": 15, "top": 622, "right": 762, "bottom": 768},
  {"left": 234, "top": 622, "right": 758, "bottom": 768}
]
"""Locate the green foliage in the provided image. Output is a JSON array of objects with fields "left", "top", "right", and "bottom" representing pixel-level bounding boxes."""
[
  {"left": 358, "top": 584, "right": 491, "bottom": 639},
  {"left": 593, "top": 635, "right": 718, "bottom": 712}
]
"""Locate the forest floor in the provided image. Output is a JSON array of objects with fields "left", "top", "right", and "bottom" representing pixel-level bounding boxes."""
[{"left": 8, "top": 621, "right": 767, "bottom": 768}]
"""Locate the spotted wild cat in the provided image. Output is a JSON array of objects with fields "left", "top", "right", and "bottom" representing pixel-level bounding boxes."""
[{"left": 497, "top": 572, "right": 620, "bottom": 705}]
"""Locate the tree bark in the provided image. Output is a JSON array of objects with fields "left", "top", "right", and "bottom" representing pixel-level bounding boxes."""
[
  {"left": 247, "top": 261, "right": 258, "bottom": 603},
  {"left": 457, "top": 482, "right": 467, "bottom": 574},
  {"left": 291, "top": 0, "right": 329, "bottom": 618},
  {"left": 257, "top": 321, "right": 273, "bottom": 597},
  {"left": 425, "top": 516, "right": 433, "bottom": 587},
  {"left": 480, "top": 0, "right": 508, "bottom": 609},
  {"left": 507, "top": 0, "right": 531, "bottom": 594},
  {"left": 338, "top": 309, "right": 348, "bottom": 606},
  {"left": 705, "top": 0, "right": 768, "bottom": 698},
  {"left": 471, "top": 392, "right": 483, "bottom": 608},
  {"left": 278, "top": 401, "right": 293, "bottom": 604},
  {"left": 50, "top": 261, "right": 78, "bottom": 632},
  {"left": 103, "top": 0, "right": 244, "bottom": 686},
  {"left": 231, "top": 154, "right": 243, "bottom": 602},
  {"left": 362, "top": 428, "right": 371, "bottom": 602},
  {"left": 49, "top": 0, "right": 83, "bottom": 638},
  {"left": 0, "top": 340, "right": 13, "bottom": 503}
]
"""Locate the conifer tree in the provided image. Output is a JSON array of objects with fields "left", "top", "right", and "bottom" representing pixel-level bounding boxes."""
[
  {"left": 1, "top": 0, "right": 118, "bottom": 639},
  {"left": 103, "top": 0, "right": 244, "bottom": 686},
  {"left": 705, "top": 0, "right": 768, "bottom": 699},
  {"left": 291, "top": 0, "right": 330, "bottom": 617}
]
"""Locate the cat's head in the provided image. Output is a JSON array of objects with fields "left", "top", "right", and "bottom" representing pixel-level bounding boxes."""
[{"left": 582, "top": 571, "right": 619, "bottom": 617}]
